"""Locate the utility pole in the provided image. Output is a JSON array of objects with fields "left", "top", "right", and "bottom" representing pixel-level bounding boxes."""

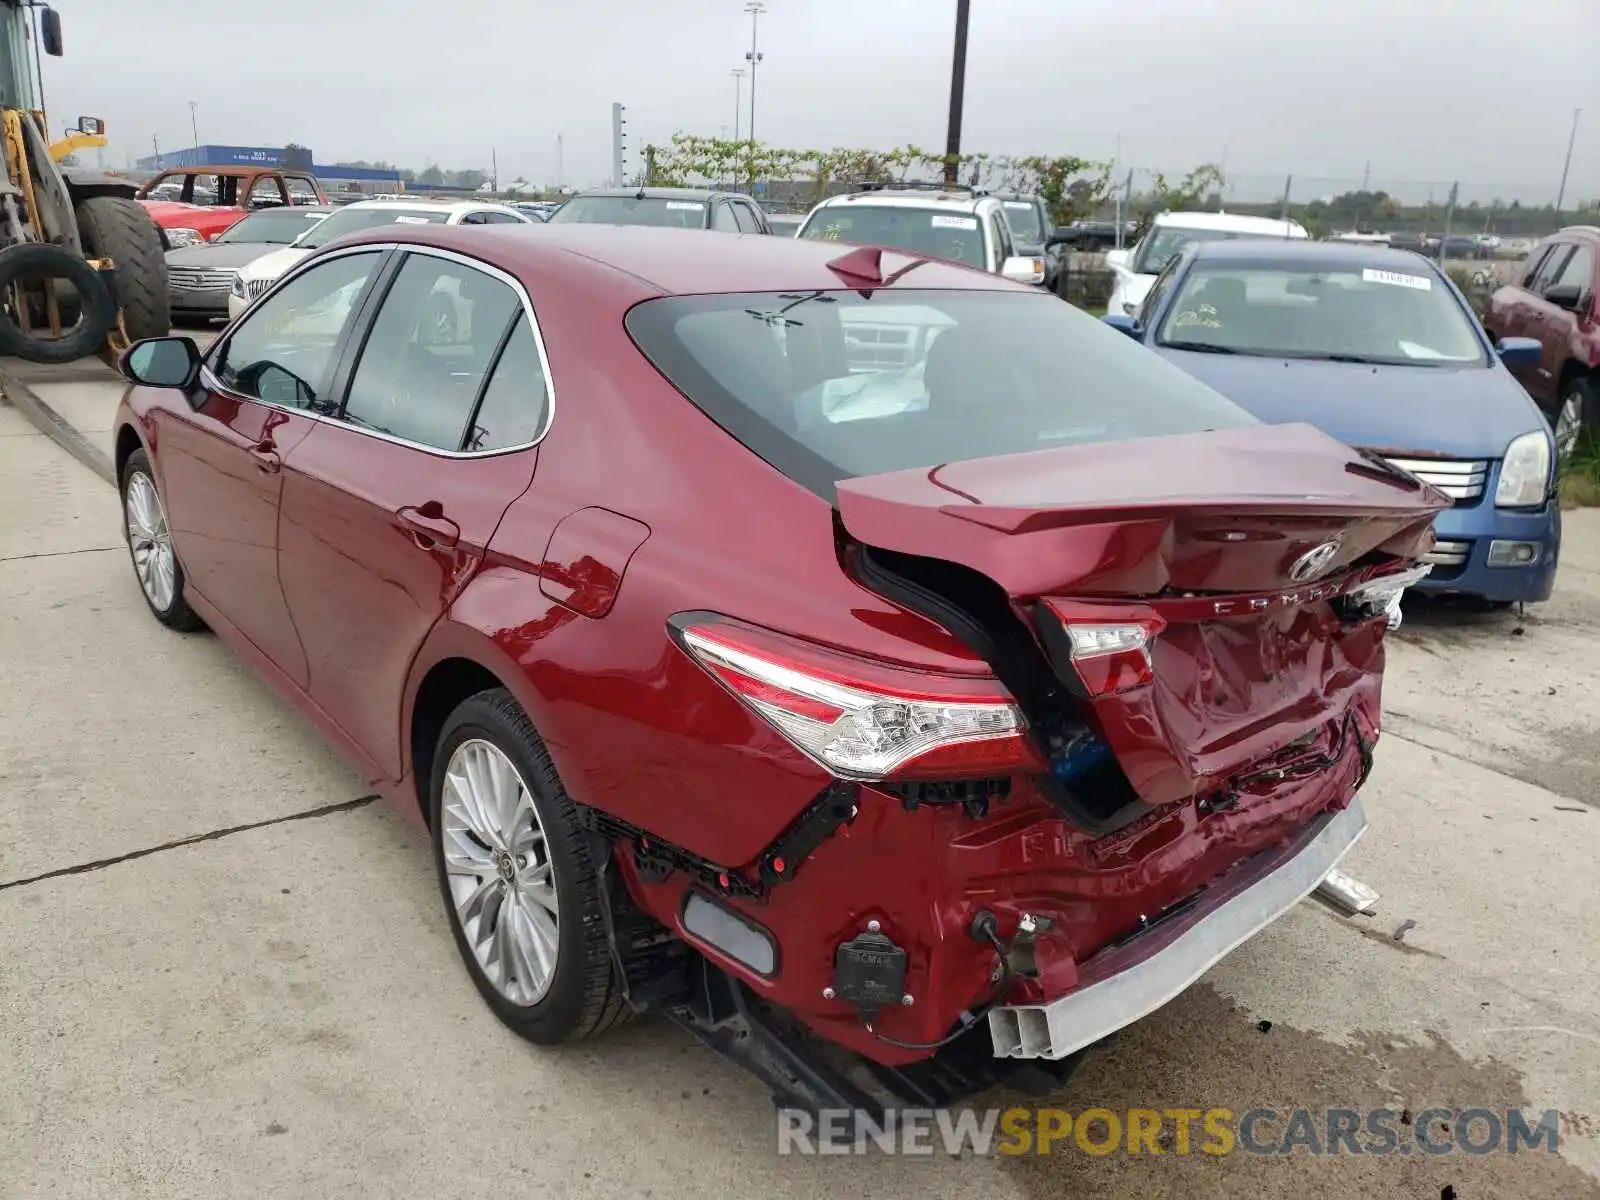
[
  {"left": 743, "top": 2, "right": 765, "bottom": 148},
  {"left": 1555, "top": 107, "right": 1581, "bottom": 216},
  {"left": 610, "top": 102, "right": 626, "bottom": 187},
  {"left": 731, "top": 68, "right": 745, "bottom": 141},
  {"left": 151, "top": 134, "right": 161, "bottom": 170},
  {"left": 187, "top": 100, "right": 199, "bottom": 151},
  {"left": 1280, "top": 174, "right": 1293, "bottom": 222},
  {"left": 943, "top": 0, "right": 971, "bottom": 187},
  {"left": 555, "top": 134, "right": 563, "bottom": 190},
  {"left": 1442, "top": 181, "right": 1458, "bottom": 253},
  {"left": 1361, "top": 160, "right": 1371, "bottom": 192},
  {"left": 491, "top": 147, "right": 498, "bottom": 193}
]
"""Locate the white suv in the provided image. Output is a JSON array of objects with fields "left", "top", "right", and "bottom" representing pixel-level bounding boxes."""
[
  {"left": 795, "top": 185, "right": 1045, "bottom": 284},
  {"left": 228, "top": 198, "right": 533, "bottom": 319},
  {"left": 1103, "top": 210, "right": 1309, "bottom": 317}
]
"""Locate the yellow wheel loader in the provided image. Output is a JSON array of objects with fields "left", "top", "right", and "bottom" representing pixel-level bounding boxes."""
[{"left": 0, "top": 1, "right": 168, "bottom": 364}]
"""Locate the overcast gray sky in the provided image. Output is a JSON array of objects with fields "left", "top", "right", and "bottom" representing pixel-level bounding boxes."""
[{"left": 42, "top": 0, "right": 1600, "bottom": 204}]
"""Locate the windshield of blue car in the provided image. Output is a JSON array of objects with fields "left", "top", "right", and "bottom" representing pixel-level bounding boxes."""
[
  {"left": 797, "top": 207, "right": 986, "bottom": 269},
  {"left": 1133, "top": 227, "right": 1298, "bottom": 275},
  {"left": 295, "top": 206, "right": 450, "bottom": 248},
  {"left": 215, "top": 209, "right": 329, "bottom": 245},
  {"left": 546, "top": 195, "right": 709, "bottom": 228},
  {"left": 1155, "top": 264, "right": 1487, "bottom": 366},
  {"left": 626, "top": 289, "right": 1255, "bottom": 501},
  {"left": 1002, "top": 201, "right": 1044, "bottom": 243}
]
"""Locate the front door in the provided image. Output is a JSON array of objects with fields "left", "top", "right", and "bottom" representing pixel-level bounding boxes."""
[
  {"left": 277, "top": 248, "right": 551, "bottom": 776},
  {"left": 157, "top": 249, "right": 386, "bottom": 684}
]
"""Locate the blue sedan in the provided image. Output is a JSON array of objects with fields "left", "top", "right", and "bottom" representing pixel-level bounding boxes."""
[{"left": 1104, "top": 240, "right": 1559, "bottom": 605}]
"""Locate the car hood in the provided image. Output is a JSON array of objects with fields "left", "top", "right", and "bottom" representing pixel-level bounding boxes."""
[
  {"left": 237, "top": 245, "right": 313, "bottom": 282},
  {"left": 1153, "top": 348, "right": 1546, "bottom": 460},
  {"left": 165, "top": 242, "right": 282, "bottom": 269}
]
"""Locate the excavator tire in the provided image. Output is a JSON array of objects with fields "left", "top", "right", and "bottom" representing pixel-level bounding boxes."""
[
  {"left": 0, "top": 242, "right": 115, "bottom": 363},
  {"left": 75, "top": 196, "right": 170, "bottom": 343}
]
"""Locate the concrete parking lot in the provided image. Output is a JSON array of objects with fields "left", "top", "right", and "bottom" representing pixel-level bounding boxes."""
[{"left": 2, "top": 358, "right": 1598, "bottom": 1199}]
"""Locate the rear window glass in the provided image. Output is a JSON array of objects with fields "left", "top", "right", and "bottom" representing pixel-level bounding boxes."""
[
  {"left": 548, "top": 196, "right": 708, "bottom": 228},
  {"left": 626, "top": 290, "right": 1255, "bottom": 501}
]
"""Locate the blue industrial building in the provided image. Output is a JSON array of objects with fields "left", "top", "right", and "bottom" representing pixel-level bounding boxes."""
[{"left": 135, "top": 144, "right": 405, "bottom": 190}]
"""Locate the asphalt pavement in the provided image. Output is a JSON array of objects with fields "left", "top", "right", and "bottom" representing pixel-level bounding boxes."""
[{"left": 1, "top": 356, "right": 1597, "bottom": 1199}]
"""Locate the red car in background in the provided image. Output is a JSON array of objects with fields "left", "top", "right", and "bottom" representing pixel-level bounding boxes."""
[
  {"left": 1484, "top": 224, "right": 1600, "bottom": 456},
  {"left": 136, "top": 165, "right": 327, "bottom": 248},
  {"left": 110, "top": 225, "right": 1445, "bottom": 1114}
]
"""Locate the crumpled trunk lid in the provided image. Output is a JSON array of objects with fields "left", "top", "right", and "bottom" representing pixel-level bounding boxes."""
[{"left": 837, "top": 422, "right": 1448, "bottom": 813}]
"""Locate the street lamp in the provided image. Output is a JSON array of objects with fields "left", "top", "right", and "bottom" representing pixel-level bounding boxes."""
[
  {"left": 943, "top": 0, "right": 971, "bottom": 186},
  {"left": 743, "top": 2, "right": 765, "bottom": 147},
  {"left": 1555, "top": 107, "right": 1582, "bottom": 216},
  {"left": 731, "top": 68, "right": 746, "bottom": 142}
]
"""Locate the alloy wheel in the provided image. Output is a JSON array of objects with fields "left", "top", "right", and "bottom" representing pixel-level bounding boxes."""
[
  {"left": 440, "top": 738, "right": 559, "bottom": 1006},
  {"left": 1555, "top": 391, "right": 1585, "bottom": 461},
  {"left": 124, "top": 470, "right": 177, "bottom": 612}
]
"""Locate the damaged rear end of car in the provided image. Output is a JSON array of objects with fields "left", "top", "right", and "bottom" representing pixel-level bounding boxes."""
[{"left": 616, "top": 278, "right": 1448, "bottom": 1112}]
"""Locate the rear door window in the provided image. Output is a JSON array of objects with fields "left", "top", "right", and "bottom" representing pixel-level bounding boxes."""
[
  {"left": 731, "top": 202, "right": 763, "bottom": 234},
  {"left": 462, "top": 319, "right": 551, "bottom": 451},
  {"left": 1532, "top": 245, "right": 1574, "bottom": 294},
  {"left": 711, "top": 202, "right": 740, "bottom": 232},
  {"left": 1551, "top": 245, "right": 1594, "bottom": 295},
  {"left": 625, "top": 289, "right": 1254, "bottom": 500},
  {"left": 339, "top": 254, "right": 522, "bottom": 450}
]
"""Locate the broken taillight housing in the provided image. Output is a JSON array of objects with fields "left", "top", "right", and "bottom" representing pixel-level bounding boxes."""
[
  {"left": 1038, "top": 601, "right": 1169, "bottom": 697},
  {"left": 671, "top": 615, "right": 1037, "bottom": 781}
]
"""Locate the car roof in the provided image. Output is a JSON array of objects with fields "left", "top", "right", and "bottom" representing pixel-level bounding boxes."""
[
  {"left": 154, "top": 164, "right": 312, "bottom": 177},
  {"left": 1153, "top": 210, "right": 1307, "bottom": 235},
  {"left": 1187, "top": 239, "right": 1443, "bottom": 272},
  {"left": 813, "top": 189, "right": 994, "bottom": 214},
  {"left": 573, "top": 187, "right": 731, "bottom": 201},
  {"left": 329, "top": 223, "right": 1022, "bottom": 297},
  {"left": 336, "top": 197, "right": 521, "bottom": 215}
]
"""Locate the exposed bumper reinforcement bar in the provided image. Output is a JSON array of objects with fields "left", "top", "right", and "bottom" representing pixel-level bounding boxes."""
[{"left": 989, "top": 796, "right": 1368, "bottom": 1060}]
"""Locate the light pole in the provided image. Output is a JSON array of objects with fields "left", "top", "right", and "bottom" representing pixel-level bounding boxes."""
[
  {"left": 187, "top": 100, "right": 199, "bottom": 151},
  {"left": 743, "top": 2, "right": 765, "bottom": 147},
  {"left": 943, "top": 0, "right": 971, "bottom": 186},
  {"left": 731, "top": 68, "right": 745, "bottom": 141},
  {"left": 1555, "top": 107, "right": 1582, "bottom": 216}
]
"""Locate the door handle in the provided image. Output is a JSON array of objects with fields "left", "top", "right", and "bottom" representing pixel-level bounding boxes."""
[
  {"left": 249, "top": 439, "right": 281, "bottom": 473},
  {"left": 397, "top": 503, "right": 461, "bottom": 549}
]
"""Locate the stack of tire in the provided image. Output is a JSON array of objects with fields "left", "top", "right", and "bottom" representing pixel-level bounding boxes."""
[{"left": 0, "top": 196, "right": 169, "bottom": 364}]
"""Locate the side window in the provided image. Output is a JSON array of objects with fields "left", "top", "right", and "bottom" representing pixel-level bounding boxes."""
[
  {"left": 1139, "top": 258, "right": 1181, "bottom": 327},
  {"left": 285, "top": 177, "right": 320, "bottom": 206},
  {"left": 213, "top": 251, "right": 380, "bottom": 409},
  {"left": 1532, "top": 245, "right": 1573, "bottom": 293},
  {"left": 1520, "top": 245, "right": 1552, "bottom": 288},
  {"left": 1551, "top": 245, "right": 1594, "bottom": 295},
  {"left": 481, "top": 211, "right": 526, "bottom": 225},
  {"left": 731, "top": 202, "right": 762, "bottom": 234},
  {"left": 341, "top": 254, "right": 522, "bottom": 450},
  {"left": 711, "top": 202, "right": 740, "bottom": 232},
  {"left": 458, "top": 211, "right": 488, "bottom": 226},
  {"left": 464, "top": 318, "right": 550, "bottom": 451}
]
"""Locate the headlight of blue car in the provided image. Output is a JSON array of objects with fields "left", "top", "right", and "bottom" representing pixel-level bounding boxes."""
[{"left": 1495, "top": 431, "right": 1553, "bottom": 507}]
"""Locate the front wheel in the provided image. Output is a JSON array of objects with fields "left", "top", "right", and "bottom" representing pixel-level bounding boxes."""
[
  {"left": 429, "top": 689, "right": 629, "bottom": 1044},
  {"left": 121, "top": 449, "right": 203, "bottom": 631}
]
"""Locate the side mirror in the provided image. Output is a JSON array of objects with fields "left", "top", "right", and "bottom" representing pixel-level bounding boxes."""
[
  {"left": 1105, "top": 248, "right": 1132, "bottom": 271},
  {"left": 74, "top": 116, "right": 105, "bottom": 136},
  {"left": 119, "top": 337, "right": 201, "bottom": 389},
  {"left": 1000, "top": 255, "right": 1046, "bottom": 286},
  {"left": 1543, "top": 283, "right": 1583, "bottom": 311},
  {"left": 1101, "top": 313, "right": 1142, "bottom": 339},
  {"left": 1495, "top": 336, "right": 1542, "bottom": 371},
  {"left": 39, "top": 7, "right": 62, "bottom": 56}
]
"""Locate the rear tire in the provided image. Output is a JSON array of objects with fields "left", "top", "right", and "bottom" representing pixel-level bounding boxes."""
[
  {"left": 1554, "top": 376, "right": 1598, "bottom": 461},
  {"left": 429, "top": 688, "right": 630, "bottom": 1045},
  {"left": 75, "top": 196, "right": 171, "bottom": 342}
]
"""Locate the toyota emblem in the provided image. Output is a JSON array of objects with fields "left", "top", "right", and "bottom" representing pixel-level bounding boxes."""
[{"left": 1288, "top": 539, "right": 1343, "bottom": 583}]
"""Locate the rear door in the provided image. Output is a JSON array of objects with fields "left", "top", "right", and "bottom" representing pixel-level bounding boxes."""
[
  {"left": 1527, "top": 242, "right": 1594, "bottom": 406},
  {"left": 159, "top": 249, "right": 386, "bottom": 684},
  {"left": 1514, "top": 242, "right": 1573, "bottom": 405},
  {"left": 276, "top": 247, "right": 552, "bottom": 777}
]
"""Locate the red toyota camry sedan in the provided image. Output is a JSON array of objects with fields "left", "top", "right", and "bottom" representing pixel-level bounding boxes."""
[{"left": 113, "top": 224, "right": 1445, "bottom": 1111}]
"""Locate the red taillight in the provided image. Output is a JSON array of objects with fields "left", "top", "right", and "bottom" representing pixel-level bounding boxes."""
[
  {"left": 1040, "top": 601, "right": 1168, "bottom": 698},
  {"left": 671, "top": 615, "right": 1039, "bottom": 781}
]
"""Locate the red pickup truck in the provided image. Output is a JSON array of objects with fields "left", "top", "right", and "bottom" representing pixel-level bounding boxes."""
[
  {"left": 136, "top": 165, "right": 328, "bottom": 248},
  {"left": 1484, "top": 224, "right": 1600, "bottom": 457}
]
